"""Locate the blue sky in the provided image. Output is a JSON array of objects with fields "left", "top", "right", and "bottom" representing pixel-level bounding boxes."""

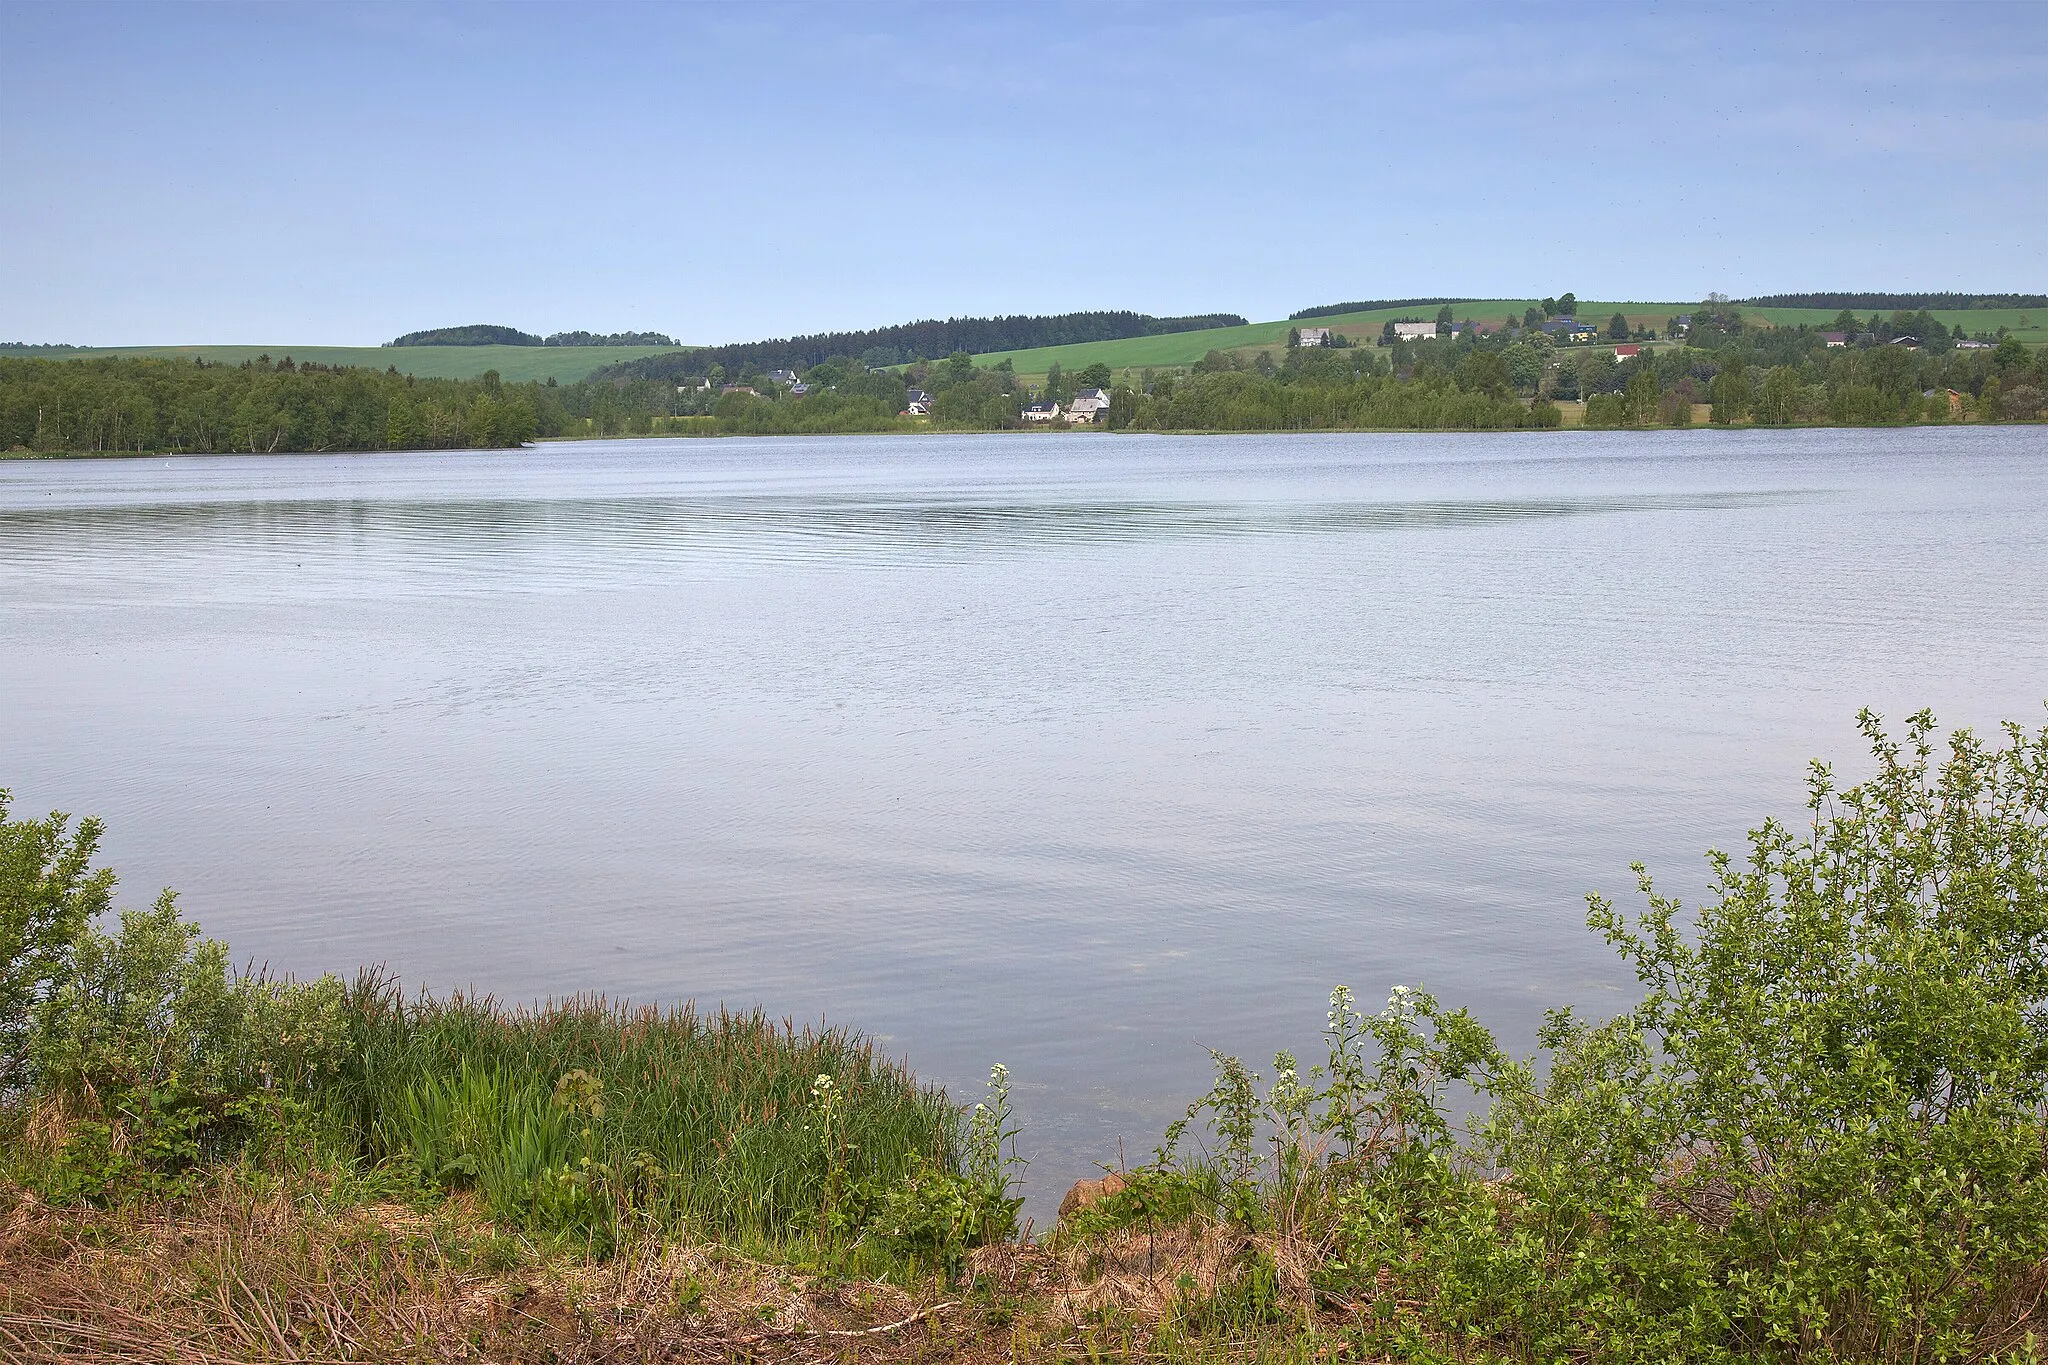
[{"left": 3, "top": 0, "right": 2044, "bottom": 346}]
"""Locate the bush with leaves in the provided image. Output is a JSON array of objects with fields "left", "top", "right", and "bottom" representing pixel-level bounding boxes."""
[
  {"left": 2, "top": 797, "right": 350, "bottom": 1201},
  {"left": 1139, "top": 710, "right": 2048, "bottom": 1360},
  {"left": 868, "top": 1064, "right": 1025, "bottom": 1276},
  {"left": 1, "top": 793, "right": 113, "bottom": 1096}
]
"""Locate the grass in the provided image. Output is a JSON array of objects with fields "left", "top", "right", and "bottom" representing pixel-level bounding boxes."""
[
  {"left": 976, "top": 301, "right": 1688, "bottom": 375},
  {"left": 338, "top": 977, "right": 959, "bottom": 1247},
  {"left": 1740, "top": 305, "right": 2048, "bottom": 341},
  {"left": 11, "top": 300, "right": 2036, "bottom": 394},
  {"left": 0, "top": 344, "right": 684, "bottom": 384},
  {"left": 974, "top": 300, "right": 2045, "bottom": 378}
]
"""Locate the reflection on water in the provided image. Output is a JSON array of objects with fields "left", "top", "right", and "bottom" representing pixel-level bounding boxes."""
[{"left": 3, "top": 428, "right": 2045, "bottom": 1214}]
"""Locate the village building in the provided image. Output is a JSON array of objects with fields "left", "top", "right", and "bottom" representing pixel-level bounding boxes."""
[
  {"left": 1022, "top": 401, "right": 1061, "bottom": 423},
  {"left": 1392, "top": 321, "right": 1438, "bottom": 342},
  {"left": 1065, "top": 388, "right": 1110, "bottom": 423},
  {"left": 903, "top": 400, "right": 931, "bottom": 417},
  {"left": 1539, "top": 317, "right": 1598, "bottom": 341},
  {"left": 1613, "top": 343, "right": 1641, "bottom": 360},
  {"left": 1297, "top": 327, "right": 1330, "bottom": 347},
  {"left": 1823, "top": 332, "right": 1848, "bottom": 347}
]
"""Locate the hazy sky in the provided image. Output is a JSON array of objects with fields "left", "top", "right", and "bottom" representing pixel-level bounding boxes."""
[{"left": 4, "top": 1, "right": 2044, "bottom": 346}]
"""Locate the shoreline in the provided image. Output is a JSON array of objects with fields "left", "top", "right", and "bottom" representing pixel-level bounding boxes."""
[{"left": 7, "top": 415, "right": 2041, "bottom": 462}]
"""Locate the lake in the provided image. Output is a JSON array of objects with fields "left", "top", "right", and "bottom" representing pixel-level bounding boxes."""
[{"left": 4, "top": 427, "right": 2046, "bottom": 1215}]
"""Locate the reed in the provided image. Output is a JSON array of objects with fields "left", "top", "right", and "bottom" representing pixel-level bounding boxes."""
[{"left": 325, "top": 973, "right": 959, "bottom": 1248}]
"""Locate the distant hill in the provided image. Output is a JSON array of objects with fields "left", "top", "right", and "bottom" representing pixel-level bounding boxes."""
[
  {"left": 1738, "top": 293, "right": 2048, "bottom": 311},
  {"left": 389, "top": 324, "right": 542, "bottom": 347},
  {"left": 593, "top": 310, "right": 1248, "bottom": 382}
]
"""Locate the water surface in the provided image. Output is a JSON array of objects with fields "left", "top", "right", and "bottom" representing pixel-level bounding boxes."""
[{"left": 5, "top": 428, "right": 2046, "bottom": 1212}]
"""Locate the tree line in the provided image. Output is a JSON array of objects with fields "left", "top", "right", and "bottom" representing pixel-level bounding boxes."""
[
  {"left": 0, "top": 356, "right": 547, "bottom": 454},
  {"left": 1738, "top": 292, "right": 2047, "bottom": 310},
  {"left": 387, "top": 325, "right": 679, "bottom": 348},
  {"left": 592, "top": 310, "right": 1248, "bottom": 384},
  {"left": 1287, "top": 298, "right": 1467, "bottom": 321}
]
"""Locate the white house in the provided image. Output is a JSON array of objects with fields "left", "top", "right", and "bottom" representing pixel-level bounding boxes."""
[
  {"left": 766, "top": 369, "right": 798, "bottom": 385},
  {"left": 903, "top": 400, "right": 931, "bottom": 417},
  {"left": 1392, "top": 322, "right": 1438, "bottom": 342},
  {"left": 1022, "top": 401, "right": 1061, "bottom": 423},
  {"left": 1297, "top": 327, "right": 1330, "bottom": 347}
]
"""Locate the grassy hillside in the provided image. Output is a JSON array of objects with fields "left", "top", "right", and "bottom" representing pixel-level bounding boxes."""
[
  {"left": 0, "top": 343, "right": 684, "bottom": 383},
  {"left": 973, "top": 298, "right": 2042, "bottom": 378},
  {"left": 1741, "top": 306, "right": 2048, "bottom": 342},
  {"left": 973, "top": 301, "right": 1696, "bottom": 376},
  {"left": 11, "top": 298, "right": 2036, "bottom": 390}
]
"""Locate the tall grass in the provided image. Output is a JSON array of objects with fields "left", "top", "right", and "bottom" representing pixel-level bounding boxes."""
[{"left": 326, "top": 972, "right": 958, "bottom": 1247}]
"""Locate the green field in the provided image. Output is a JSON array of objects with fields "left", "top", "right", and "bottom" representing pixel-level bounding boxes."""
[
  {"left": 1740, "top": 306, "right": 2047, "bottom": 342},
  {"left": 1, "top": 343, "right": 683, "bottom": 383},
  {"left": 972, "top": 301, "right": 1697, "bottom": 376},
  {"left": 12, "top": 299, "right": 2039, "bottom": 389},
  {"left": 974, "top": 300, "right": 2047, "bottom": 378}
]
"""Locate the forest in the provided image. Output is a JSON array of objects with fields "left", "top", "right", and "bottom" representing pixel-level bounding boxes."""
[
  {"left": 1288, "top": 298, "right": 1466, "bottom": 321},
  {"left": 0, "top": 357, "right": 548, "bottom": 454},
  {"left": 1738, "top": 292, "right": 2048, "bottom": 310},
  {"left": 387, "top": 326, "right": 678, "bottom": 348}
]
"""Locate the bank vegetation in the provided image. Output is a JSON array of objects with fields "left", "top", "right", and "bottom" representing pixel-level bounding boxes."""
[{"left": 5, "top": 708, "right": 2048, "bottom": 1360}]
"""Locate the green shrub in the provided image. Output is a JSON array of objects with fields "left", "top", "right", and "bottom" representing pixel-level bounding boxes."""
[
  {"left": 867, "top": 1064, "right": 1025, "bottom": 1275},
  {"left": 1154, "top": 709, "right": 2048, "bottom": 1360},
  {"left": 1, "top": 792, "right": 113, "bottom": 1095}
]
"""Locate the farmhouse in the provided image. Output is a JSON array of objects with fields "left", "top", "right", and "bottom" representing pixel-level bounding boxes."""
[
  {"left": 1066, "top": 388, "right": 1110, "bottom": 423},
  {"left": 1022, "top": 401, "right": 1061, "bottom": 423},
  {"left": 1613, "top": 343, "right": 1641, "bottom": 360},
  {"left": 1297, "top": 327, "right": 1330, "bottom": 347},
  {"left": 903, "top": 400, "right": 930, "bottom": 417},
  {"left": 1823, "top": 332, "right": 1848, "bottom": 347},
  {"left": 1392, "top": 322, "right": 1438, "bottom": 342}
]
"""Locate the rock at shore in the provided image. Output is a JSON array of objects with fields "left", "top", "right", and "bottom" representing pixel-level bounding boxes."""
[{"left": 1058, "top": 1171, "right": 1127, "bottom": 1222}]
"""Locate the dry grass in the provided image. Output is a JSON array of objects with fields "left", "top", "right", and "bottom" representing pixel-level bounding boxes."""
[
  {"left": 0, "top": 1179, "right": 1001, "bottom": 1363},
  {"left": 0, "top": 1173, "right": 1394, "bottom": 1364}
]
